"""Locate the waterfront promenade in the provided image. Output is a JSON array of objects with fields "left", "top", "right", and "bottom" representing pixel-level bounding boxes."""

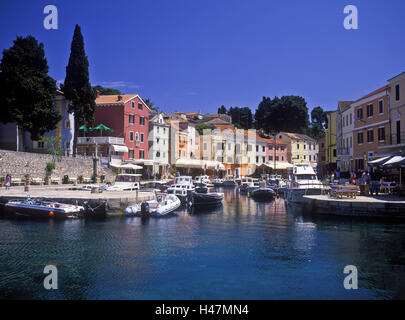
[
  {"left": 302, "top": 194, "right": 405, "bottom": 219},
  {"left": 0, "top": 185, "right": 154, "bottom": 215}
]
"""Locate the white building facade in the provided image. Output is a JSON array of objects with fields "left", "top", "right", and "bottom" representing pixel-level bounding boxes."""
[{"left": 148, "top": 113, "right": 170, "bottom": 177}]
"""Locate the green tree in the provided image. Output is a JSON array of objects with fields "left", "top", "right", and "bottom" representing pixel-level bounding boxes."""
[
  {"left": 195, "top": 122, "right": 213, "bottom": 135},
  {"left": 143, "top": 98, "right": 158, "bottom": 112},
  {"left": 0, "top": 36, "right": 61, "bottom": 150},
  {"left": 43, "top": 136, "right": 64, "bottom": 159},
  {"left": 309, "top": 106, "right": 327, "bottom": 140},
  {"left": 92, "top": 85, "right": 122, "bottom": 95},
  {"left": 228, "top": 106, "right": 253, "bottom": 130},
  {"left": 218, "top": 105, "right": 227, "bottom": 114},
  {"left": 63, "top": 25, "right": 96, "bottom": 156},
  {"left": 254, "top": 96, "right": 310, "bottom": 134}
]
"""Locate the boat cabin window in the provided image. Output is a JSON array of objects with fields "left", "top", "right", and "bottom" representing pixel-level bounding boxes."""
[
  {"left": 295, "top": 174, "right": 317, "bottom": 180},
  {"left": 116, "top": 175, "right": 138, "bottom": 182}
]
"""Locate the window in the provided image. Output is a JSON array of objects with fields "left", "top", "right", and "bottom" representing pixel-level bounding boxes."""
[
  {"left": 156, "top": 151, "right": 160, "bottom": 157},
  {"left": 139, "top": 150, "right": 145, "bottom": 159},
  {"left": 396, "top": 84, "right": 400, "bottom": 101},
  {"left": 156, "top": 138, "right": 160, "bottom": 144},
  {"left": 379, "top": 100, "right": 384, "bottom": 114},
  {"left": 281, "top": 156, "right": 284, "bottom": 161},
  {"left": 350, "top": 113, "right": 352, "bottom": 125},
  {"left": 367, "top": 129, "right": 374, "bottom": 143},
  {"left": 367, "top": 104, "right": 373, "bottom": 117},
  {"left": 140, "top": 133, "right": 144, "bottom": 142},
  {"left": 228, "top": 143, "right": 231, "bottom": 151},
  {"left": 256, "top": 156, "right": 259, "bottom": 163},
  {"left": 350, "top": 136, "right": 352, "bottom": 148},
  {"left": 275, "top": 156, "right": 279, "bottom": 161},
  {"left": 179, "top": 150, "right": 181, "bottom": 157},
  {"left": 129, "top": 131, "right": 134, "bottom": 141},
  {"left": 262, "top": 146, "right": 265, "bottom": 152},
  {"left": 397, "top": 120, "right": 401, "bottom": 144},
  {"left": 309, "top": 155, "right": 311, "bottom": 161},
  {"left": 276, "top": 145, "right": 279, "bottom": 150},
  {"left": 140, "top": 117, "right": 145, "bottom": 125},
  {"left": 333, "top": 149, "right": 336, "bottom": 157},
  {"left": 37, "top": 141, "right": 44, "bottom": 149},
  {"left": 262, "top": 156, "right": 265, "bottom": 163},
  {"left": 358, "top": 132, "right": 363, "bottom": 144},
  {"left": 346, "top": 115, "right": 348, "bottom": 126},
  {"left": 129, "top": 114, "right": 135, "bottom": 124},
  {"left": 131, "top": 101, "right": 135, "bottom": 108},
  {"left": 128, "top": 149, "right": 134, "bottom": 159},
  {"left": 303, "top": 144, "right": 306, "bottom": 149},
  {"left": 281, "top": 146, "right": 285, "bottom": 151},
  {"left": 135, "top": 132, "right": 139, "bottom": 141},
  {"left": 138, "top": 103, "right": 143, "bottom": 110},
  {"left": 303, "top": 155, "right": 306, "bottom": 159},
  {"left": 357, "top": 107, "right": 363, "bottom": 120},
  {"left": 378, "top": 127, "right": 385, "bottom": 141},
  {"left": 268, "top": 144, "right": 273, "bottom": 150},
  {"left": 204, "top": 143, "right": 207, "bottom": 151},
  {"left": 247, "top": 144, "right": 252, "bottom": 151},
  {"left": 269, "top": 155, "right": 273, "bottom": 161},
  {"left": 256, "top": 145, "right": 259, "bottom": 152},
  {"left": 297, "top": 144, "right": 299, "bottom": 149},
  {"left": 157, "top": 126, "right": 159, "bottom": 133},
  {"left": 65, "top": 119, "right": 71, "bottom": 129}
]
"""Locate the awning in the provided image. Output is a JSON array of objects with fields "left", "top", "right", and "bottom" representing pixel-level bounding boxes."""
[
  {"left": 111, "top": 145, "right": 128, "bottom": 153},
  {"left": 382, "top": 156, "right": 405, "bottom": 167},
  {"left": 130, "top": 159, "right": 155, "bottom": 166},
  {"left": 368, "top": 156, "right": 392, "bottom": 166},
  {"left": 175, "top": 159, "right": 204, "bottom": 169},
  {"left": 264, "top": 162, "right": 293, "bottom": 170},
  {"left": 203, "top": 160, "right": 225, "bottom": 171},
  {"left": 111, "top": 163, "right": 142, "bottom": 170}
]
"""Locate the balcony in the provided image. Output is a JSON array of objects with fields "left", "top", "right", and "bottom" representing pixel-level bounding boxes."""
[
  {"left": 377, "top": 133, "right": 405, "bottom": 149},
  {"left": 77, "top": 136, "right": 125, "bottom": 145}
]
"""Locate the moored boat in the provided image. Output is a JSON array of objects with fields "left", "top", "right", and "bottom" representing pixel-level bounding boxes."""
[
  {"left": 4, "top": 197, "right": 85, "bottom": 219},
  {"left": 125, "top": 193, "right": 181, "bottom": 217},
  {"left": 250, "top": 188, "right": 275, "bottom": 201},
  {"left": 285, "top": 164, "right": 325, "bottom": 204},
  {"left": 167, "top": 176, "right": 195, "bottom": 204},
  {"left": 190, "top": 192, "right": 224, "bottom": 208},
  {"left": 212, "top": 178, "right": 224, "bottom": 187}
]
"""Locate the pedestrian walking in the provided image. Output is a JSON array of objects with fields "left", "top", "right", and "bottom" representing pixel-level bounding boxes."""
[{"left": 5, "top": 174, "right": 11, "bottom": 190}]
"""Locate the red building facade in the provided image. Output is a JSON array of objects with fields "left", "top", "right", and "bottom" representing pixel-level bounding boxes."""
[{"left": 92, "top": 94, "right": 151, "bottom": 161}]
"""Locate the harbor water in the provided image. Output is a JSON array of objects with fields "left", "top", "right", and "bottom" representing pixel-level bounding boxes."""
[{"left": 1, "top": 188, "right": 405, "bottom": 299}]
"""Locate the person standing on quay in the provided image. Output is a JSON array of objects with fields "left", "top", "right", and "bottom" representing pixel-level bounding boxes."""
[{"left": 5, "top": 174, "right": 11, "bottom": 190}]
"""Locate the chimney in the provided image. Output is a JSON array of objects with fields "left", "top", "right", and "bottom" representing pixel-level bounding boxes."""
[
  {"left": 117, "top": 95, "right": 122, "bottom": 101},
  {"left": 95, "top": 90, "right": 100, "bottom": 98}
]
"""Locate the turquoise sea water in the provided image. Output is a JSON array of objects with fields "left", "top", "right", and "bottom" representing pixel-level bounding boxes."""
[{"left": 1, "top": 188, "right": 405, "bottom": 299}]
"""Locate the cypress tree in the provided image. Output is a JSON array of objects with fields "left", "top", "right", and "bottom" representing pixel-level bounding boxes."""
[{"left": 63, "top": 24, "right": 96, "bottom": 156}]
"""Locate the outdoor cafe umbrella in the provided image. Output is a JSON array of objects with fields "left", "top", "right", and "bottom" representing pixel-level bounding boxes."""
[
  {"left": 382, "top": 156, "right": 405, "bottom": 186},
  {"left": 91, "top": 124, "right": 113, "bottom": 136},
  {"left": 79, "top": 125, "right": 89, "bottom": 137}
]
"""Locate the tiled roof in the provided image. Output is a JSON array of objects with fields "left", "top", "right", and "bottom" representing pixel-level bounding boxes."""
[
  {"left": 355, "top": 84, "right": 390, "bottom": 102},
  {"left": 95, "top": 94, "right": 138, "bottom": 105}
]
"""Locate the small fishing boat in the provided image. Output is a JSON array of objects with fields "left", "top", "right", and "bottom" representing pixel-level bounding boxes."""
[
  {"left": 190, "top": 192, "right": 224, "bottom": 208},
  {"left": 212, "top": 178, "right": 224, "bottom": 187},
  {"left": 167, "top": 176, "right": 195, "bottom": 204},
  {"left": 194, "top": 182, "right": 208, "bottom": 194},
  {"left": 4, "top": 197, "right": 85, "bottom": 219},
  {"left": 125, "top": 193, "right": 181, "bottom": 217},
  {"left": 194, "top": 175, "right": 214, "bottom": 187},
  {"left": 106, "top": 174, "right": 141, "bottom": 191},
  {"left": 223, "top": 175, "right": 237, "bottom": 188},
  {"left": 250, "top": 188, "right": 275, "bottom": 201}
]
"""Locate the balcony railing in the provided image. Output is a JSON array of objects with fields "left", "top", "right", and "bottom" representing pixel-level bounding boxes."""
[
  {"left": 77, "top": 136, "right": 124, "bottom": 145},
  {"left": 377, "top": 133, "right": 405, "bottom": 147}
]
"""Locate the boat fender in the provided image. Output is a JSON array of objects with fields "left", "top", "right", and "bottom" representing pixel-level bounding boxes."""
[{"left": 49, "top": 211, "right": 54, "bottom": 216}]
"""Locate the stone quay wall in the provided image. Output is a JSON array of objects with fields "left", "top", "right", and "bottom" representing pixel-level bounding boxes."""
[{"left": 0, "top": 149, "right": 115, "bottom": 182}]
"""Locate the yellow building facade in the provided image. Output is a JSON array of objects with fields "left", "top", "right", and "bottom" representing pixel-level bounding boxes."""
[{"left": 325, "top": 111, "right": 337, "bottom": 164}]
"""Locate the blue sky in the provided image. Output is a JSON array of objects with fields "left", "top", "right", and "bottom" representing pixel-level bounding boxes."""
[{"left": 0, "top": 0, "right": 404, "bottom": 115}]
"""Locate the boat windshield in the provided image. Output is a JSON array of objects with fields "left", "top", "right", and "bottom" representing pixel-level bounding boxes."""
[
  {"left": 295, "top": 174, "right": 317, "bottom": 180},
  {"left": 116, "top": 175, "right": 138, "bottom": 182}
]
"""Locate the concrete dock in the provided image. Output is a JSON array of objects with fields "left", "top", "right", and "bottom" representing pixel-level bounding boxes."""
[
  {"left": 0, "top": 185, "right": 155, "bottom": 215},
  {"left": 301, "top": 194, "right": 405, "bottom": 219}
]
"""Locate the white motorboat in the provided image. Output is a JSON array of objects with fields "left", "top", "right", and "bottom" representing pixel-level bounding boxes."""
[
  {"left": 285, "top": 164, "right": 325, "bottom": 204},
  {"left": 223, "top": 175, "right": 237, "bottom": 187},
  {"left": 167, "top": 176, "right": 195, "bottom": 203},
  {"left": 194, "top": 175, "right": 214, "bottom": 187},
  {"left": 106, "top": 174, "right": 141, "bottom": 191},
  {"left": 212, "top": 178, "right": 224, "bottom": 187},
  {"left": 125, "top": 193, "right": 181, "bottom": 217}
]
